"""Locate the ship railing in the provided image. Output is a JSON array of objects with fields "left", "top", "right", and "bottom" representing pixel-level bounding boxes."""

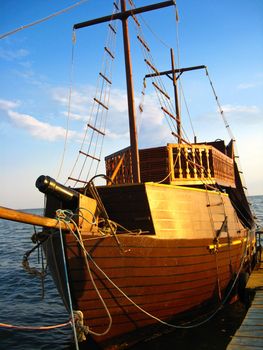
[
  {"left": 167, "top": 144, "right": 235, "bottom": 187},
  {"left": 105, "top": 143, "right": 235, "bottom": 187}
]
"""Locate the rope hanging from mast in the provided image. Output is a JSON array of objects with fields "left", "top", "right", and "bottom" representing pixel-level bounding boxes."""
[
  {"left": 0, "top": 0, "right": 91, "bottom": 40},
  {"left": 57, "top": 30, "right": 77, "bottom": 182}
]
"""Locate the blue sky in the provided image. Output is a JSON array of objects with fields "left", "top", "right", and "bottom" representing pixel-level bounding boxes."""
[{"left": 0, "top": 0, "right": 262, "bottom": 209}]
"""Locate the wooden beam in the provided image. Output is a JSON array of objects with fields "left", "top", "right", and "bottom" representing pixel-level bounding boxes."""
[
  {"left": 0, "top": 206, "right": 75, "bottom": 231},
  {"left": 73, "top": 1, "right": 175, "bottom": 30},
  {"left": 110, "top": 154, "right": 125, "bottom": 183},
  {"left": 145, "top": 65, "right": 207, "bottom": 79}
]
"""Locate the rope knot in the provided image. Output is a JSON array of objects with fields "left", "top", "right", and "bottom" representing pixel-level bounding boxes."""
[
  {"left": 55, "top": 209, "right": 74, "bottom": 222},
  {"left": 73, "top": 310, "right": 88, "bottom": 342}
]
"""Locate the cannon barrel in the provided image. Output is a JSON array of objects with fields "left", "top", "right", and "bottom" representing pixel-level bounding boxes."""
[{"left": 35, "top": 175, "right": 79, "bottom": 202}]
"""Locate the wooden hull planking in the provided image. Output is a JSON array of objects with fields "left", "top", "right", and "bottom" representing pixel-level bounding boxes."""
[{"left": 44, "top": 184, "right": 255, "bottom": 347}]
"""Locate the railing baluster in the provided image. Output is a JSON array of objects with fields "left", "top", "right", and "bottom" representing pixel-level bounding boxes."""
[
  {"left": 192, "top": 147, "right": 198, "bottom": 178},
  {"left": 205, "top": 148, "right": 211, "bottom": 178},
  {"left": 184, "top": 147, "right": 190, "bottom": 179},
  {"left": 178, "top": 147, "right": 183, "bottom": 179},
  {"left": 199, "top": 148, "right": 204, "bottom": 178}
]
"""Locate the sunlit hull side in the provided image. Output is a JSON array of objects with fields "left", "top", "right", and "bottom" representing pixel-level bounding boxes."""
[{"left": 44, "top": 184, "right": 255, "bottom": 348}]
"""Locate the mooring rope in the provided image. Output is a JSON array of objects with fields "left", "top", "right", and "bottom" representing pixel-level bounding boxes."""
[
  {"left": 57, "top": 218, "right": 80, "bottom": 350},
  {"left": 0, "top": 321, "right": 71, "bottom": 330}
]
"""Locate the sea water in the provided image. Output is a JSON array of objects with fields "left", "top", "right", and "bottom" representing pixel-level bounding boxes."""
[
  {"left": 0, "top": 196, "right": 262, "bottom": 350},
  {"left": 0, "top": 209, "right": 72, "bottom": 349}
]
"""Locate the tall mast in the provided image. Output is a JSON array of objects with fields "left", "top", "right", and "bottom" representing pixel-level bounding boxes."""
[
  {"left": 74, "top": 1, "right": 175, "bottom": 183},
  {"left": 170, "top": 48, "right": 181, "bottom": 143},
  {"left": 120, "top": 0, "right": 140, "bottom": 182}
]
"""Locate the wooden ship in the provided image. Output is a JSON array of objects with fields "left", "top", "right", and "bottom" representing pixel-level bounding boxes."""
[{"left": 0, "top": 0, "right": 257, "bottom": 349}]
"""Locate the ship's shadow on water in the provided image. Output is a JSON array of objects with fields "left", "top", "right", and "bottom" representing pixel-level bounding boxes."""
[
  {"left": 67, "top": 300, "right": 248, "bottom": 350},
  {"left": 129, "top": 300, "right": 248, "bottom": 350}
]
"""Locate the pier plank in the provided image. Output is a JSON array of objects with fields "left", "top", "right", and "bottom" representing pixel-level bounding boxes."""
[
  {"left": 239, "top": 325, "right": 263, "bottom": 331},
  {"left": 238, "top": 318, "right": 263, "bottom": 326},
  {"left": 246, "top": 263, "right": 263, "bottom": 289},
  {"left": 227, "top": 265, "right": 263, "bottom": 349},
  {"left": 235, "top": 330, "right": 263, "bottom": 337},
  {"left": 230, "top": 337, "right": 263, "bottom": 346},
  {"left": 228, "top": 345, "right": 263, "bottom": 350}
]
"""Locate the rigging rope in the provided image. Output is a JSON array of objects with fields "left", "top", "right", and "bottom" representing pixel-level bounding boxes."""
[
  {"left": 57, "top": 30, "right": 76, "bottom": 182},
  {"left": 204, "top": 67, "right": 251, "bottom": 202},
  {"left": 66, "top": 1, "right": 120, "bottom": 187},
  {"left": 128, "top": 1, "right": 197, "bottom": 147},
  {"left": 133, "top": 0, "right": 174, "bottom": 50},
  {"left": 0, "top": 0, "right": 90, "bottom": 40},
  {"left": 179, "top": 81, "right": 196, "bottom": 140},
  {"left": 205, "top": 68, "right": 234, "bottom": 140}
]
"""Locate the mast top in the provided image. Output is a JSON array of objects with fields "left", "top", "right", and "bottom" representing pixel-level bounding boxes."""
[{"left": 73, "top": 1, "right": 176, "bottom": 30}]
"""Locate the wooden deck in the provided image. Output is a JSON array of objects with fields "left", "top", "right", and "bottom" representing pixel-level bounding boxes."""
[{"left": 227, "top": 261, "right": 263, "bottom": 349}]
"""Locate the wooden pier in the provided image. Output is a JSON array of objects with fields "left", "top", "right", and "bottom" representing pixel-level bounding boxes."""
[{"left": 227, "top": 234, "right": 263, "bottom": 350}]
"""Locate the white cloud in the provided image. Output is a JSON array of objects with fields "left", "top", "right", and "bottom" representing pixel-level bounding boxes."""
[
  {"left": 52, "top": 85, "right": 130, "bottom": 138},
  {"left": 52, "top": 86, "right": 92, "bottom": 114},
  {"left": 53, "top": 86, "right": 129, "bottom": 120},
  {"left": 0, "top": 98, "right": 78, "bottom": 141},
  {"left": 61, "top": 110, "right": 89, "bottom": 122},
  {"left": 237, "top": 81, "right": 263, "bottom": 90},
  {"left": 140, "top": 94, "right": 164, "bottom": 125},
  {"left": 0, "top": 86, "right": 176, "bottom": 147},
  {"left": 106, "top": 128, "right": 129, "bottom": 139},
  {"left": 222, "top": 104, "right": 260, "bottom": 115},
  {"left": 7, "top": 110, "right": 75, "bottom": 141},
  {"left": 238, "top": 82, "right": 257, "bottom": 90},
  {"left": 0, "top": 48, "right": 29, "bottom": 61},
  {"left": 109, "top": 88, "right": 128, "bottom": 113},
  {"left": 0, "top": 98, "right": 20, "bottom": 110},
  {"left": 13, "top": 68, "right": 49, "bottom": 88}
]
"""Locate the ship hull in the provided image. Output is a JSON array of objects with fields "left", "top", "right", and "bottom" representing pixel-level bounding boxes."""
[{"left": 44, "top": 184, "right": 255, "bottom": 348}]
